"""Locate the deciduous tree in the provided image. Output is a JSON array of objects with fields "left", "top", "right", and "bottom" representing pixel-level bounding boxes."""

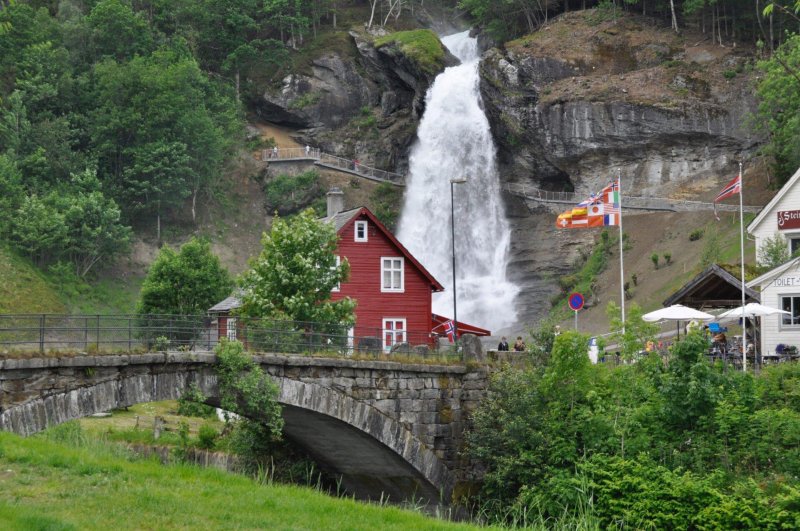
[
  {"left": 137, "top": 237, "right": 234, "bottom": 316},
  {"left": 238, "top": 209, "right": 355, "bottom": 326}
]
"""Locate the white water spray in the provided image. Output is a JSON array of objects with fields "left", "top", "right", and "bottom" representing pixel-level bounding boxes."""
[{"left": 397, "top": 31, "right": 519, "bottom": 332}]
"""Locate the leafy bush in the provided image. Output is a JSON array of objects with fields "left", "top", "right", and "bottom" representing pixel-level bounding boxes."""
[
  {"left": 723, "top": 69, "right": 737, "bottom": 79},
  {"left": 264, "top": 170, "right": 322, "bottom": 216},
  {"left": 288, "top": 91, "right": 320, "bottom": 110},
  {"left": 177, "top": 383, "right": 216, "bottom": 418},
  {"left": 663, "top": 252, "right": 672, "bottom": 265},
  {"left": 197, "top": 423, "right": 218, "bottom": 450},
  {"left": 758, "top": 233, "right": 792, "bottom": 269},
  {"left": 466, "top": 331, "right": 800, "bottom": 525},
  {"left": 370, "top": 183, "right": 402, "bottom": 231},
  {"left": 689, "top": 229, "right": 704, "bottom": 241},
  {"left": 374, "top": 30, "right": 446, "bottom": 75},
  {"left": 650, "top": 252, "right": 659, "bottom": 269}
]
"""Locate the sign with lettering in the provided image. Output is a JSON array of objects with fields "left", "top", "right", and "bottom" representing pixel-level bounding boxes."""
[
  {"left": 777, "top": 210, "right": 800, "bottom": 230},
  {"left": 774, "top": 276, "right": 800, "bottom": 288}
]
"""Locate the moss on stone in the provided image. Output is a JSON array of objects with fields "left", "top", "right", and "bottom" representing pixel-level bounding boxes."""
[{"left": 375, "top": 29, "right": 446, "bottom": 76}]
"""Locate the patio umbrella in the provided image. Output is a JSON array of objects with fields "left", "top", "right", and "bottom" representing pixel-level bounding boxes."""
[
  {"left": 642, "top": 305, "right": 715, "bottom": 322},
  {"left": 717, "top": 303, "right": 791, "bottom": 371},
  {"left": 642, "top": 305, "right": 715, "bottom": 339},
  {"left": 717, "top": 302, "right": 791, "bottom": 321}
]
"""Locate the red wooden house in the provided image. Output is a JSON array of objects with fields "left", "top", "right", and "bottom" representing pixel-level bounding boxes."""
[{"left": 208, "top": 188, "right": 490, "bottom": 351}]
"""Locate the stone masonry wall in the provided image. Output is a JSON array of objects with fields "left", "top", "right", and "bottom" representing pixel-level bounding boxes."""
[{"left": 0, "top": 352, "right": 489, "bottom": 487}]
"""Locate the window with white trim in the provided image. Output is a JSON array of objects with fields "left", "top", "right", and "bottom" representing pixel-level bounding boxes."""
[
  {"left": 782, "top": 295, "right": 800, "bottom": 327},
  {"left": 355, "top": 221, "right": 368, "bottom": 242},
  {"left": 381, "top": 257, "right": 404, "bottom": 292},
  {"left": 226, "top": 318, "right": 237, "bottom": 340},
  {"left": 383, "top": 318, "right": 406, "bottom": 351},
  {"left": 332, "top": 256, "right": 341, "bottom": 292},
  {"left": 790, "top": 237, "right": 800, "bottom": 255}
]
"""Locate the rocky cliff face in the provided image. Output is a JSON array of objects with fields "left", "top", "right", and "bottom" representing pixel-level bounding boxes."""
[
  {"left": 255, "top": 30, "right": 456, "bottom": 173},
  {"left": 478, "top": 12, "right": 764, "bottom": 326}
]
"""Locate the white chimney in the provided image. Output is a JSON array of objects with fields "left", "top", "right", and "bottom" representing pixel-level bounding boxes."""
[{"left": 327, "top": 187, "right": 344, "bottom": 218}]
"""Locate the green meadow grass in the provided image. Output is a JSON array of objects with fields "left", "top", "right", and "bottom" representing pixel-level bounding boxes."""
[
  {"left": 0, "top": 247, "right": 65, "bottom": 315},
  {"left": 0, "top": 429, "right": 480, "bottom": 530}
]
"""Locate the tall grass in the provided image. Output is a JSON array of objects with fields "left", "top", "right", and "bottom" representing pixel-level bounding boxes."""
[{"left": 0, "top": 425, "right": 477, "bottom": 530}]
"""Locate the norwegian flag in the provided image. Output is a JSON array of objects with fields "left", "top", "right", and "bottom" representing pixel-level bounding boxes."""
[
  {"left": 714, "top": 174, "right": 741, "bottom": 220},
  {"left": 444, "top": 320, "right": 456, "bottom": 343}
]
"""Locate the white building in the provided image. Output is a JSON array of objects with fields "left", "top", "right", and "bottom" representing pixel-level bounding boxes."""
[
  {"left": 747, "top": 166, "right": 800, "bottom": 356},
  {"left": 748, "top": 257, "right": 800, "bottom": 356},
  {"left": 748, "top": 166, "right": 800, "bottom": 259}
]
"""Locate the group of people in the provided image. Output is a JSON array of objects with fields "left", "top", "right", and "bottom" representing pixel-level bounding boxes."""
[{"left": 497, "top": 336, "right": 526, "bottom": 352}]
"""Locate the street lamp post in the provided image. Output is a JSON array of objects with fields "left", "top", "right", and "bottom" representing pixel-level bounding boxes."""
[{"left": 450, "top": 178, "right": 466, "bottom": 344}]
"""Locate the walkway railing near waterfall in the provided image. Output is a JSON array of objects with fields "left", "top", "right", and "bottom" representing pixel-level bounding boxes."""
[
  {"left": 505, "top": 183, "right": 762, "bottom": 213},
  {"left": 260, "top": 147, "right": 405, "bottom": 186}
]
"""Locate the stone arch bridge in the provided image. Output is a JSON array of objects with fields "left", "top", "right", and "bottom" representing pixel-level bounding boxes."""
[{"left": 0, "top": 352, "right": 489, "bottom": 504}]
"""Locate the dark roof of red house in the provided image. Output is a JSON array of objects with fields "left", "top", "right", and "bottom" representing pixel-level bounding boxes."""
[
  {"left": 208, "top": 294, "right": 243, "bottom": 313},
  {"left": 325, "top": 206, "right": 444, "bottom": 292}
]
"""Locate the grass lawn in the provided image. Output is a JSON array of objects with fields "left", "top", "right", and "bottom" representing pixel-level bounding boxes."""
[
  {"left": 0, "top": 429, "right": 480, "bottom": 530},
  {"left": 0, "top": 247, "right": 65, "bottom": 315}
]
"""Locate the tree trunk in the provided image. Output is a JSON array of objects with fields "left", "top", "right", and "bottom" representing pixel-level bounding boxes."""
[
  {"left": 192, "top": 188, "right": 197, "bottom": 224},
  {"left": 368, "top": 0, "right": 378, "bottom": 29},
  {"left": 235, "top": 70, "right": 240, "bottom": 102},
  {"left": 669, "top": 0, "right": 679, "bottom": 33}
]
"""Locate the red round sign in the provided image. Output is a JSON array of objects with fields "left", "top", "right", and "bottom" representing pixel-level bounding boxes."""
[{"left": 568, "top": 292, "right": 585, "bottom": 311}]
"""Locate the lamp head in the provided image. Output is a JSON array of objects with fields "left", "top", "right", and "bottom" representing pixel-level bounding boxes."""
[{"left": 450, "top": 178, "right": 467, "bottom": 184}]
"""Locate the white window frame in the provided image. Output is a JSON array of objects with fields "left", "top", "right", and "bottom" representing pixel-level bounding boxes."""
[
  {"left": 381, "top": 257, "right": 404, "bottom": 293},
  {"left": 226, "top": 317, "right": 237, "bottom": 341},
  {"left": 332, "top": 256, "right": 341, "bottom": 292},
  {"left": 382, "top": 318, "right": 406, "bottom": 351},
  {"left": 355, "top": 220, "right": 368, "bottom": 242},
  {"left": 788, "top": 234, "right": 800, "bottom": 255},
  {"left": 780, "top": 294, "right": 800, "bottom": 328}
]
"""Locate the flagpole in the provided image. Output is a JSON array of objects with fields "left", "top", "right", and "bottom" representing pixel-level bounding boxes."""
[
  {"left": 739, "top": 161, "right": 747, "bottom": 372},
  {"left": 618, "top": 168, "right": 625, "bottom": 332}
]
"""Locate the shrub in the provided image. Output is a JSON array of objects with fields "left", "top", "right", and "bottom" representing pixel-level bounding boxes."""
[
  {"left": 264, "top": 170, "right": 322, "bottom": 216},
  {"left": 631, "top": 273, "right": 638, "bottom": 286},
  {"left": 758, "top": 233, "right": 791, "bottom": 269},
  {"left": 370, "top": 183, "right": 402, "bottom": 231},
  {"left": 177, "top": 384, "right": 216, "bottom": 418},
  {"left": 663, "top": 252, "right": 672, "bottom": 265},
  {"left": 723, "top": 69, "right": 737, "bottom": 79},
  {"left": 374, "top": 30, "right": 446, "bottom": 75},
  {"left": 689, "top": 229, "right": 704, "bottom": 241},
  {"left": 651, "top": 253, "right": 659, "bottom": 269},
  {"left": 154, "top": 336, "right": 170, "bottom": 351},
  {"left": 197, "top": 423, "right": 218, "bottom": 450}
]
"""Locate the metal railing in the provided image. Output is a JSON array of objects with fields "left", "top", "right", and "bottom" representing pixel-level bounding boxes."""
[
  {"left": 0, "top": 314, "right": 458, "bottom": 360},
  {"left": 260, "top": 147, "right": 405, "bottom": 186},
  {"left": 506, "top": 183, "right": 762, "bottom": 213}
]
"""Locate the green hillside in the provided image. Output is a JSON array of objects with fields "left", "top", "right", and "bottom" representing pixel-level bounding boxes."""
[
  {"left": 0, "top": 247, "right": 64, "bottom": 315},
  {"left": 0, "top": 428, "right": 476, "bottom": 531}
]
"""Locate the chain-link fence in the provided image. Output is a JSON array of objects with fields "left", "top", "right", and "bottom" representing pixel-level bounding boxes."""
[{"left": 0, "top": 314, "right": 456, "bottom": 360}]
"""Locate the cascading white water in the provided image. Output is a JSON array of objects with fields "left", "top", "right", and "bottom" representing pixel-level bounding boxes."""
[{"left": 397, "top": 31, "right": 519, "bottom": 333}]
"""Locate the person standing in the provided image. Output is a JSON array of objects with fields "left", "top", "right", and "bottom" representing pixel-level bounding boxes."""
[
  {"left": 305, "top": 145, "right": 310, "bottom": 156},
  {"left": 497, "top": 337, "right": 509, "bottom": 351},
  {"left": 513, "top": 336, "right": 526, "bottom": 351}
]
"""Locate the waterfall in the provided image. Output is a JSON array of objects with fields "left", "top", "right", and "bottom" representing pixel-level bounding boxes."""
[{"left": 397, "top": 31, "right": 519, "bottom": 333}]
